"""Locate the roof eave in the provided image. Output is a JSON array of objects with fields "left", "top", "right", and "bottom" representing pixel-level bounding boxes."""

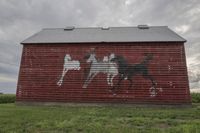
[{"left": 20, "top": 40, "right": 186, "bottom": 45}]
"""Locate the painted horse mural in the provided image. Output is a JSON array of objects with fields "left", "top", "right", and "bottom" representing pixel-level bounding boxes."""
[
  {"left": 57, "top": 54, "right": 81, "bottom": 86},
  {"left": 111, "top": 54, "right": 158, "bottom": 95},
  {"left": 57, "top": 51, "right": 161, "bottom": 97},
  {"left": 82, "top": 53, "right": 118, "bottom": 88}
]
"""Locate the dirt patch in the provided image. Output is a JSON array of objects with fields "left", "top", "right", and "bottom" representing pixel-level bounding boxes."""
[{"left": 155, "top": 123, "right": 171, "bottom": 129}]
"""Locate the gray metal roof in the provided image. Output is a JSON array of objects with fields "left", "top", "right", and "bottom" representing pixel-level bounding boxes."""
[{"left": 21, "top": 26, "right": 186, "bottom": 44}]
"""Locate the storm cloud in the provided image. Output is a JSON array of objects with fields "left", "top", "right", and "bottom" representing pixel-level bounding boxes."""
[{"left": 0, "top": 0, "right": 200, "bottom": 93}]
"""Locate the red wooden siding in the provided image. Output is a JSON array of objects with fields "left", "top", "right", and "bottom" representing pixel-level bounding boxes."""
[{"left": 16, "top": 42, "right": 191, "bottom": 105}]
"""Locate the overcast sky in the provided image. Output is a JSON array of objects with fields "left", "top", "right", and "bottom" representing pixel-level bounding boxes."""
[{"left": 0, "top": 0, "right": 200, "bottom": 93}]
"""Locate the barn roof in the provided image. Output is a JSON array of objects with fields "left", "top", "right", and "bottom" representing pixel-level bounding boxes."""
[{"left": 21, "top": 26, "right": 186, "bottom": 44}]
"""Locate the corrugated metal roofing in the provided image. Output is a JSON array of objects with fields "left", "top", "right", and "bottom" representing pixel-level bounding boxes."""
[{"left": 21, "top": 26, "right": 186, "bottom": 44}]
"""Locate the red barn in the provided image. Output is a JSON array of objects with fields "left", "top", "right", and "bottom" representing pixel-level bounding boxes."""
[{"left": 16, "top": 26, "right": 191, "bottom": 105}]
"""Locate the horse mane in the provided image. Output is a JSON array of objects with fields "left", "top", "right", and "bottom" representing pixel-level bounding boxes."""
[
  {"left": 114, "top": 55, "right": 129, "bottom": 66},
  {"left": 141, "top": 54, "right": 153, "bottom": 65}
]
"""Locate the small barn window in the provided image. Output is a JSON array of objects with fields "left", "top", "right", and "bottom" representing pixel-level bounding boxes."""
[
  {"left": 64, "top": 26, "right": 75, "bottom": 31},
  {"left": 101, "top": 27, "right": 110, "bottom": 30},
  {"left": 137, "top": 25, "right": 149, "bottom": 29}
]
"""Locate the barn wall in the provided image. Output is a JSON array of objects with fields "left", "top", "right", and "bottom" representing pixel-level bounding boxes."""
[{"left": 16, "top": 42, "right": 191, "bottom": 104}]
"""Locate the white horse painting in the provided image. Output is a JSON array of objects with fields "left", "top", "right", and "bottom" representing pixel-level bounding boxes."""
[
  {"left": 57, "top": 54, "right": 81, "bottom": 86},
  {"left": 82, "top": 53, "right": 118, "bottom": 88}
]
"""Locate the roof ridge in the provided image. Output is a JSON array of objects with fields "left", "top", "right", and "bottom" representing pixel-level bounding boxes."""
[
  {"left": 42, "top": 26, "right": 168, "bottom": 30},
  {"left": 21, "top": 26, "right": 186, "bottom": 44}
]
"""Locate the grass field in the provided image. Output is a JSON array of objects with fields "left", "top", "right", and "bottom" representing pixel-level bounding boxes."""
[
  {"left": 0, "top": 103, "right": 200, "bottom": 133},
  {"left": 0, "top": 94, "right": 15, "bottom": 104}
]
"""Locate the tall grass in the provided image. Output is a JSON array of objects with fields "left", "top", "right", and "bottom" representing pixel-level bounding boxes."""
[
  {"left": 0, "top": 94, "right": 15, "bottom": 104},
  {"left": 191, "top": 93, "right": 200, "bottom": 103}
]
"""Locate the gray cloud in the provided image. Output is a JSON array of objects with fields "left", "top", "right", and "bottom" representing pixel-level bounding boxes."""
[
  {"left": 188, "top": 69, "right": 200, "bottom": 90},
  {"left": 0, "top": 0, "right": 200, "bottom": 93}
]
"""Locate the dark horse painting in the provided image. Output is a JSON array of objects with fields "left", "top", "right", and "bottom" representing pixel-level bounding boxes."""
[{"left": 110, "top": 54, "right": 156, "bottom": 92}]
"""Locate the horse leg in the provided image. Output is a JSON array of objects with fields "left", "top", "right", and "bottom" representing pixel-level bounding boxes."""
[
  {"left": 142, "top": 70, "right": 156, "bottom": 86},
  {"left": 57, "top": 69, "right": 68, "bottom": 86},
  {"left": 86, "top": 73, "right": 97, "bottom": 87},
  {"left": 83, "top": 72, "right": 97, "bottom": 88},
  {"left": 112, "top": 75, "right": 123, "bottom": 91},
  {"left": 128, "top": 77, "right": 133, "bottom": 90},
  {"left": 114, "top": 75, "right": 124, "bottom": 95},
  {"left": 107, "top": 73, "right": 111, "bottom": 85},
  {"left": 146, "top": 74, "right": 156, "bottom": 87},
  {"left": 109, "top": 74, "right": 115, "bottom": 86},
  {"left": 110, "top": 72, "right": 118, "bottom": 87},
  {"left": 108, "top": 74, "right": 113, "bottom": 92},
  {"left": 110, "top": 74, "right": 115, "bottom": 87},
  {"left": 82, "top": 72, "right": 93, "bottom": 88},
  {"left": 143, "top": 71, "right": 157, "bottom": 95}
]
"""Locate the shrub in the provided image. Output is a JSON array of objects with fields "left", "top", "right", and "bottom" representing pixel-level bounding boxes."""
[
  {"left": 191, "top": 93, "right": 200, "bottom": 103},
  {"left": 0, "top": 94, "right": 16, "bottom": 104}
]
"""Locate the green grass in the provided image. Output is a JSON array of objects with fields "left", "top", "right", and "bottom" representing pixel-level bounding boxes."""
[
  {"left": 0, "top": 103, "right": 200, "bottom": 133},
  {"left": 0, "top": 93, "right": 200, "bottom": 132},
  {"left": 0, "top": 94, "right": 15, "bottom": 104},
  {"left": 191, "top": 93, "right": 200, "bottom": 103}
]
